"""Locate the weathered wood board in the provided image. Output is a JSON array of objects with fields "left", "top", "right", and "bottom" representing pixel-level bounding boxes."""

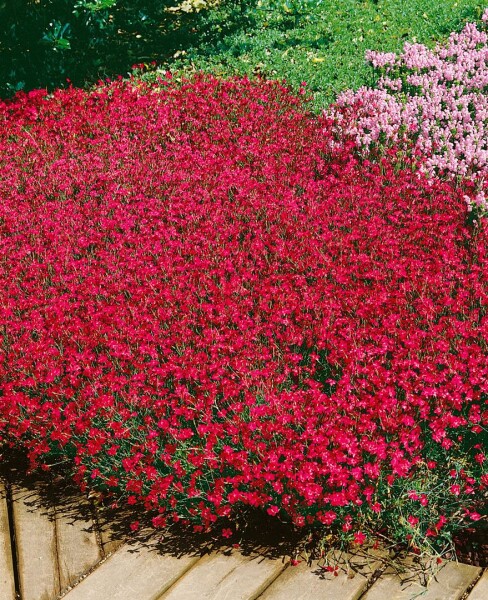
[
  {"left": 260, "top": 554, "right": 381, "bottom": 600},
  {"left": 467, "top": 570, "right": 488, "bottom": 600},
  {"left": 11, "top": 485, "right": 60, "bottom": 600},
  {"left": 62, "top": 543, "right": 200, "bottom": 600},
  {"left": 55, "top": 496, "right": 102, "bottom": 592},
  {"left": 363, "top": 561, "right": 481, "bottom": 600},
  {"left": 159, "top": 551, "right": 286, "bottom": 600}
]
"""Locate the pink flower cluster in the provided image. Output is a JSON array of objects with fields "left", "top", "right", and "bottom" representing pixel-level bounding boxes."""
[
  {"left": 330, "top": 11, "right": 488, "bottom": 216},
  {"left": 0, "top": 76, "right": 486, "bottom": 540}
]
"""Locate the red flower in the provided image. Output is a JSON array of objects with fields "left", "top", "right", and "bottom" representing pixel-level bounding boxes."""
[
  {"left": 353, "top": 531, "right": 366, "bottom": 545},
  {"left": 0, "top": 73, "right": 485, "bottom": 546}
]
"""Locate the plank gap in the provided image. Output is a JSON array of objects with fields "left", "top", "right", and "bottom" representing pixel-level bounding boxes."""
[
  {"left": 88, "top": 498, "right": 105, "bottom": 558},
  {"left": 461, "top": 567, "right": 487, "bottom": 600},
  {"left": 250, "top": 561, "right": 289, "bottom": 600},
  {"left": 51, "top": 499, "right": 62, "bottom": 595},
  {"left": 5, "top": 479, "right": 22, "bottom": 600},
  {"left": 356, "top": 561, "right": 389, "bottom": 599}
]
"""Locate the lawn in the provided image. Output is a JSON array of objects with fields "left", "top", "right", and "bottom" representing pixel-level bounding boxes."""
[{"left": 165, "top": 0, "right": 488, "bottom": 108}]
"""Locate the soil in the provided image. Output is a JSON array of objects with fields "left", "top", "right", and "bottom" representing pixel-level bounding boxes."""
[{"left": 454, "top": 523, "right": 488, "bottom": 567}]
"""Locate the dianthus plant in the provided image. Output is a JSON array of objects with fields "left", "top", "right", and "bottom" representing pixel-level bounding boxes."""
[{"left": 0, "top": 75, "right": 486, "bottom": 553}]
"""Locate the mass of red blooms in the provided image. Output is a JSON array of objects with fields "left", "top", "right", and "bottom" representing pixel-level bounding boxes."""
[{"left": 0, "top": 75, "right": 486, "bottom": 545}]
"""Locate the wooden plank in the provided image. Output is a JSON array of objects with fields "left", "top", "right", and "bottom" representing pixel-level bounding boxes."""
[
  {"left": 159, "top": 551, "right": 286, "bottom": 600},
  {"left": 260, "top": 553, "right": 381, "bottom": 600},
  {"left": 98, "top": 521, "right": 124, "bottom": 557},
  {"left": 55, "top": 496, "right": 102, "bottom": 592},
  {"left": 0, "top": 481, "right": 16, "bottom": 600},
  {"left": 363, "top": 561, "right": 481, "bottom": 600},
  {"left": 62, "top": 543, "right": 199, "bottom": 600},
  {"left": 93, "top": 506, "right": 124, "bottom": 557},
  {"left": 11, "top": 485, "right": 61, "bottom": 600},
  {"left": 467, "top": 569, "right": 488, "bottom": 600}
]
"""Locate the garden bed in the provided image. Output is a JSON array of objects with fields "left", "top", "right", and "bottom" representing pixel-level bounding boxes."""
[{"left": 0, "top": 74, "right": 486, "bottom": 559}]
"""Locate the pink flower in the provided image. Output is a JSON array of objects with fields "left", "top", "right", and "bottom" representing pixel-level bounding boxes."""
[{"left": 329, "top": 14, "right": 488, "bottom": 219}]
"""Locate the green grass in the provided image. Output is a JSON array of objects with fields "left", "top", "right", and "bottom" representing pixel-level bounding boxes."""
[{"left": 160, "top": 0, "right": 487, "bottom": 109}]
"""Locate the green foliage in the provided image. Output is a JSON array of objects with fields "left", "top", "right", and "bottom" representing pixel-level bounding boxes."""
[
  {"left": 0, "top": 0, "right": 217, "bottom": 97},
  {"left": 2, "top": 1, "right": 485, "bottom": 102},
  {"left": 165, "top": 0, "right": 487, "bottom": 109}
]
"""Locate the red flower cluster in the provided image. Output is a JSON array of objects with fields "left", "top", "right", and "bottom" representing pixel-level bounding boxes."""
[{"left": 0, "top": 76, "right": 486, "bottom": 540}]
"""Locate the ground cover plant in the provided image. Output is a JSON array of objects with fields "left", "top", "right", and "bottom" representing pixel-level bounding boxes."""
[
  {"left": 0, "top": 75, "right": 487, "bottom": 556},
  {"left": 330, "top": 11, "right": 488, "bottom": 220},
  {"left": 2, "top": 1, "right": 486, "bottom": 107},
  {"left": 166, "top": 0, "right": 488, "bottom": 109}
]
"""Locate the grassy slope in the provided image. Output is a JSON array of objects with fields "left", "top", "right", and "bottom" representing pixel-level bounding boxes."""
[{"left": 163, "top": 0, "right": 487, "bottom": 109}]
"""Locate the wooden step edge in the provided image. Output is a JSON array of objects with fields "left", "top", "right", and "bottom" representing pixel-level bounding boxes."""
[
  {"left": 250, "top": 560, "right": 290, "bottom": 600},
  {"left": 57, "top": 544, "right": 126, "bottom": 599},
  {"left": 462, "top": 567, "right": 488, "bottom": 600},
  {"left": 151, "top": 554, "right": 205, "bottom": 600},
  {"left": 0, "top": 478, "right": 18, "bottom": 600}
]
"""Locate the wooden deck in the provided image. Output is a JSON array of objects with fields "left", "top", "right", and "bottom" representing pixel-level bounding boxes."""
[{"left": 0, "top": 476, "right": 486, "bottom": 600}]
